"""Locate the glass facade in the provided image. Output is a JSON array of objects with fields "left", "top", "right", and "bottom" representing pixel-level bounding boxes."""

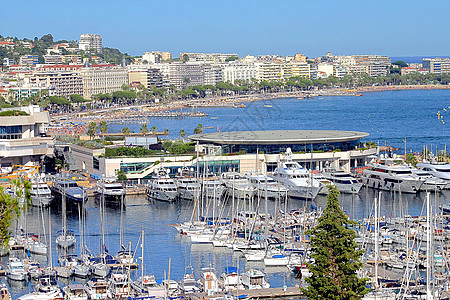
[
  {"left": 0, "top": 126, "right": 22, "bottom": 140},
  {"left": 219, "top": 140, "right": 360, "bottom": 154},
  {"left": 197, "top": 160, "right": 240, "bottom": 175}
]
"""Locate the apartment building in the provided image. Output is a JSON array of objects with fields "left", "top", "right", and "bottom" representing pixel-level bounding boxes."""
[
  {"left": 423, "top": 58, "right": 450, "bottom": 74},
  {"left": 255, "top": 61, "right": 310, "bottom": 82},
  {"left": 78, "top": 65, "right": 128, "bottom": 99},
  {"left": 180, "top": 53, "right": 238, "bottom": 63},
  {"left": 44, "top": 55, "right": 63, "bottom": 65},
  {"left": 128, "top": 68, "right": 164, "bottom": 89},
  {"left": 222, "top": 62, "right": 258, "bottom": 84},
  {"left": 19, "top": 55, "right": 39, "bottom": 66},
  {"left": 142, "top": 51, "right": 172, "bottom": 63},
  {"left": 0, "top": 105, "right": 54, "bottom": 166},
  {"left": 78, "top": 34, "right": 102, "bottom": 53},
  {"left": 62, "top": 55, "right": 82, "bottom": 64},
  {"left": 29, "top": 72, "right": 83, "bottom": 98}
]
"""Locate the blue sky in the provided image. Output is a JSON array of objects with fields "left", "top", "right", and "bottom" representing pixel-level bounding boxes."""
[{"left": 1, "top": 0, "right": 449, "bottom": 58}]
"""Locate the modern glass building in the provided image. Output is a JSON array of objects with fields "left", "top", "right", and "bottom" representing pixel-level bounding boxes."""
[{"left": 189, "top": 130, "right": 369, "bottom": 154}]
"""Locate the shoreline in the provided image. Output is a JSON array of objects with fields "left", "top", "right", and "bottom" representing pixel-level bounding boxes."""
[{"left": 48, "top": 84, "right": 450, "bottom": 136}]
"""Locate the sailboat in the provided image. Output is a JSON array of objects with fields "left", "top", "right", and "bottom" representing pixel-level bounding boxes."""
[
  {"left": 55, "top": 173, "right": 76, "bottom": 248},
  {"left": 131, "top": 230, "right": 166, "bottom": 298}
]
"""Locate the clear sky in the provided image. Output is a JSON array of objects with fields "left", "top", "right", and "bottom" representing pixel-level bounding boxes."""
[{"left": 1, "top": 0, "right": 449, "bottom": 58}]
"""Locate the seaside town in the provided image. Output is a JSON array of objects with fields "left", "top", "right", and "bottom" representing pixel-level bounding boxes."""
[{"left": 1, "top": 30, "right": 450, "bottom": 300}]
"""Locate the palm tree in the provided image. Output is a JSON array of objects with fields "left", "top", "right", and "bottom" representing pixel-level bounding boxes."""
[
  {"left": 140, "top": 124, "right": 149, "bottom": 135},
  {"left": 87, "top": 122, "right": 97, "bottom": 140},
  {"left": 122, "top": 127, "right": 131, "bottom": 136},
  {"left": 179, "top": 129, "right": 186, "bottom": 140},
  {"left": 193, "top": 124, "right": 203, "bottom": 134},
  {"left": 163, "top": 129, "right": 169, "bottom": 137},
  {"left": 150, "top": 126, "right": 157, "bottom": 135},
  {"left": 98, "top": 121, "right": 108, "bottom": 139}
]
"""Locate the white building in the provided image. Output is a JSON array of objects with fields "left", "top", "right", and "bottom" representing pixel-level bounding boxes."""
[
  {"left": 78, "top": 34, "right": 103, "bottom": 53},
  {"left": 222, "top": 61, "right": 258, "bottom": 84},
  {"left": 78, "top": 65, "right": 128, "bottom": 99},
  {"left": 0, "top": 105, "right": 54, "bottom": 166}
]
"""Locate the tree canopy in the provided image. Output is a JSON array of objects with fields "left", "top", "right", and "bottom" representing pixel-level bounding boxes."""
[
  {"left": 302, "top": 186, "right": 368, "bottom": 300},
  {"left": 0, "top": 179, "right": 31, "bottom": 248}
]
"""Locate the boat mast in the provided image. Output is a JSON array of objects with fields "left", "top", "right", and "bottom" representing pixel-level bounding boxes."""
[
  {"left": 374, "top": 192, "right": 379, "bottom": 291},
  {"left": 426, "top": 192, "right": 432, "bottom": 299}
]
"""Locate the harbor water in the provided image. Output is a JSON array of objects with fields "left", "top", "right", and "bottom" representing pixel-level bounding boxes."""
[
  {"left": 4, "top": 89, "right": 450, "bottom": 297},
  {"left": 109, "top": 89, "right": 450, "bottom": 152}
]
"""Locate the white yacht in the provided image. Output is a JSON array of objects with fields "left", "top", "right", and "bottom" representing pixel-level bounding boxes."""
[
  {"left": 86, "top": 279, "right": 108, "bottom": 299},
  {"left": 30, "top": 178, "right": 53, "bottom": 207},
  {"left": 219, "top": 267, "right": 243, "bottom": 292},
  {"left": 245, "top": 172, "right": 288, "bottom": 200},
  {"left": 313, "top": 172, "right": 336, "bottom": 195},
  {"left": 132, "top": 275, "right": 166, "bottom": 298},
  {"left": 6, "top": 257, "right": 27, "bottom": 281},
  {"left": 221, "top": 171, "right": 255, "bottom": 200},
  {"left": 18, "top": 274, "right": 63, "bottom": 300},
  {"left": 411, "top": 168, "right": 447, "bottom": 191},
  {"left": 321, "top": 169, "right": 363, "bottom": 194},
  {"left": 62, "top": 284, "right": 88, "bottom": 300},
  {"left": 107, "top": 273, "right": 131, "bottom": 299},
  {"left": 416, "top": 161, "right": 450, "bottom": 181},
  {"left": 95, "top": 178, "right": 126, "bottom": 204},
  {"left": 197, "top": 268, "right": 221, "bottom": 293},
  {"left": 240, "top": 269, "right": 270, "bottom": 289},
  {"left": 175, "top": 177, "right": 201, "bottom": 201},
  {"left": 270, "top": 150, "right": 322, "bottom": 200},
  {"left": 362, "top": 157, "right": 424, "bottom": 193},
  {"left": 146, "top": 168, "right": 178, "bottom": 202},
  {"left": 202, "top": 179, "right": 226, "bottom": 201}
]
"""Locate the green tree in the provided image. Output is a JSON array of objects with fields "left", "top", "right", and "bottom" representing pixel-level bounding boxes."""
[
  {"left": 122, "top": 127, "right": 131, "bottom": 136},
  {"left": 405, "top": 153, "right": 418, "bottom": 166},
  {"left": 117, "top": 170, "right": 127, "bottom": 182},
  {"left": 69, "top": 94, "right": 87, "bottom": 103},
  {"left": 150, "top": 126, "right": 157, "bottom": 135},
  {"left": 0, "top": 179, "right": 31, "bottom": 248},
  {"left": 140, "top": 124, "right": 148, "bottom": 135},
  {"left": 193, "top": 123, "right": 203, "bottom": 134},
  {"left": 302, "top": 186, "right": 368, "bottom": 300},
  {"left": 87, "top": 122, "right": 97, "bottom": 140},
  {"left": 98, "top": 121, "right": 108, "bottom": 138},
  {"left": 182, "top": 54, "right": 189, "bottom": 63},
  {"left": 163, "top": 129, "right": 169, "bottom": 137},
  {"left": 179, "top": 129, "right": 186, "bottom": 140}
]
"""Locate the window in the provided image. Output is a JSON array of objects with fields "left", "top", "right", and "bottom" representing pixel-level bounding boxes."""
[{"left": 0, "top": 126, "right": 22, "bottom": 139}]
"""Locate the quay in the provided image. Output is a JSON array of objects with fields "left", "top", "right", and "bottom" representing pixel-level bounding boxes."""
[{"left": 187, "top": 287, "right": 304, "bottom": 300}]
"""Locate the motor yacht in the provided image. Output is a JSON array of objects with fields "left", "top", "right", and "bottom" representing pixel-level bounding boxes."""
[
  {"left": 219, "top": 267, "right": 243, "bottom": 291},
  {"left": 362, "top": 156, "right": 424, "bottom": 193},
  {"left": 6, "top": 257, "right": 27, "bottom": 281},
  {"left": 202, "top": 179, "right": 226, "bottom": 201},
  {"left": 51, "top": 179, "right": 87, "bottom": 206},
  {"left": 197, "top": 268, "right": 221, "bottom": 294},
  {"left": 30, "top": 178, "right": 54, "bottom": 207},
  {"left": 17, "top": 274, "right": 63, "bottom": 300},
  {"left": 221, "top": 172, "right": 255, "bottom": 200},
  {"left": 86, "top": 279, "right": 108, "bottom": 299},
  {"left": 175, "top": 177, "right": 201, "bottom": 201},
  {"left": 62, "top": 284, "right": 88, "bottom": 300},
  {"left": 240, "top": 269, "right": 270, "bottom": 289},
  {"left": 411, "top": 168, "right": 447, "bottom": 191},
  {"left": 270, "top": 149, "right": 322, "bottom": 200},
  {"left": 95, "top": 177, "right": 126, "bottom": 204},
  {"left": 146, "top": 168, "right": 178, "bottom": 202},
  {"left": 245, "top": 172, "right": 288, "bottom": 200},
  {"left": 321, "top": 169, "right": 363, "bottom": 194},
  {"left": 416, "top": 161, "right": 450, "bottom": 182},
  {"left": 132, "top": 274, "right": 166, "bottom": 298}
]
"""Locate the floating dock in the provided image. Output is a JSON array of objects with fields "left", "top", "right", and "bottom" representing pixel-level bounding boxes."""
[{"left": 187, "top": 287, "right": 304, "bottom": 299}]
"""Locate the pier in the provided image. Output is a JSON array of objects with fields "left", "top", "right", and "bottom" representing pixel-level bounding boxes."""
[{"left": 187, "top": 287, "right": 304, "bottom": 299}]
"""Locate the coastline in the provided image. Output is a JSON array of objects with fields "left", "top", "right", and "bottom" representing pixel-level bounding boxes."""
[{"left": 48, "top": 84, "right": 450, "bottom": 136}]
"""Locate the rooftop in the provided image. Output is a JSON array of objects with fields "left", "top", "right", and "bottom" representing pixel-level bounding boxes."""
[{"left": 189, "top": 130, "right": 369, "bottom": 145}]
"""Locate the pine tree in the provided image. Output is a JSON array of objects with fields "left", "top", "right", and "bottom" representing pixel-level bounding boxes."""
[{"left": 302, "top": 186, "right": 369, "bottom": 300}]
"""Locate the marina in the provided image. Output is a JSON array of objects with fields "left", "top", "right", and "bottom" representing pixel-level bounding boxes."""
[{"left": 1, "top": 90, "right": 450, "bottom": 299}]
